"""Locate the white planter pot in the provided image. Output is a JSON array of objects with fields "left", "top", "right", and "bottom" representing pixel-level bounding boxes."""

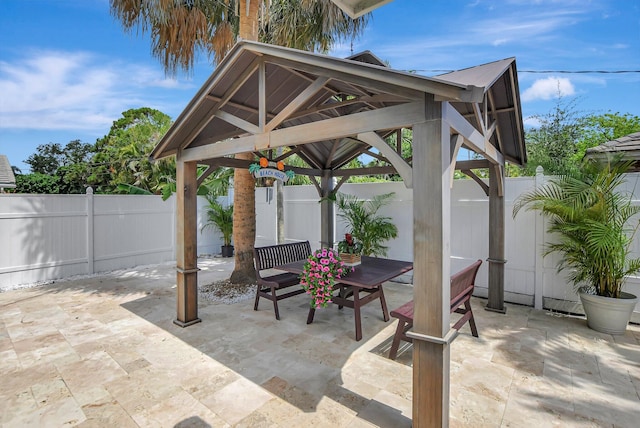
[{"left": 579, "top": 291, "right": 638, "bottom": 335}]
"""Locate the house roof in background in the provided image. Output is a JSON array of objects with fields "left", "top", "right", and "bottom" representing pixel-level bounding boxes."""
[
  {"left": 0, "top": 155, "right": 17, "bottom": 189},
  {"left": 585, "top": 132, "right": 640, "bottom": 171}
]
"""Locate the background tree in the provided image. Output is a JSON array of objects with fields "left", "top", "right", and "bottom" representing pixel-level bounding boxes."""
[
  {"left": 522, "top": 96, "right": 583, "bottom": 176},
  {"left": 25, "top": 143, "right": 64, "bottom": 175},
  {"left": 14, "top": 173, "right": 61, "bottom": 194},
  {"left": 17, "top": 140, "right": 95, "bottom": 194},
  {"left": 522, "top": 95, "right": 640, "bottom": 176},
  {"left": 89, "top": 107, "right": 174, "bottom": 194},
  {"left": 574, "top": 112, "right": 640, "bottom": 161},
  {"left": 110, "top": 0, "right": 370, "bottom": 284}
]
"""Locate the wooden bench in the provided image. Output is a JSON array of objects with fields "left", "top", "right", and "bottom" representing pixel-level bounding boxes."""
[
  {"left": 388, "top": 259, "right": 482, "bottom": 360},
  {"left": 253, "top": 241, "right": 312, "bottom": 320}
]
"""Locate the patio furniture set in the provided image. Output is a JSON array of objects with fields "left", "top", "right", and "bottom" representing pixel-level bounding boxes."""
[{"left": 253, "top": 242, "right": 482, "bottom": 356}]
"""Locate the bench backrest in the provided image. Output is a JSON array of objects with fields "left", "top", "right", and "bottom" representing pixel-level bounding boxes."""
[
  {"left": 253, "top": 241, "right": 312, "bottom": 273},
  {"left": 450, "top": 259, "right": 482, "bottom": 309}
]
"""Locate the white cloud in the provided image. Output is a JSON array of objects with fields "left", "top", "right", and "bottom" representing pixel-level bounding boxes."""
[
  {"left": 352, "top": 2, "right": 595, "bottom": 71},
  {"left": 523, "top": 116, "right": 542, "bottom": 128},
  {"left": 0, "top": 50, "right": 185, "bottom": 132},
  {"left": 521, "top": 76, "right": 576, "bottom": 101}
]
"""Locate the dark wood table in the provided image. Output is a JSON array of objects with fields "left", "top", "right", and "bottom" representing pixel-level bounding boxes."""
[{"left": 276, "top": 256, "right": 413, "bottom": 341}]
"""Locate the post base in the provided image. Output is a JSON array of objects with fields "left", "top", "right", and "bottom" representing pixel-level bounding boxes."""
[
  {"left": 485, "top": 306, "right": 507, "bottom": 314},
  {"left": 173, "top": 318, "right": 202, "bottom": 328}
]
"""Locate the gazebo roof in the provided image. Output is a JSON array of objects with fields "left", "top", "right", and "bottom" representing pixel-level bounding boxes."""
[
  {"left": 0, "top": 155, "right": 16, "bottom": 189},
  {"left": 151, "top": 41, "right": 525, "bottom": 172},
  {"left": 585, "top": 132, "right": 640, "bottom": 171}
]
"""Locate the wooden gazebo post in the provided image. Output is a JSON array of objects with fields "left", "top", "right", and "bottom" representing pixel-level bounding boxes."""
[
  {"left": 411, "top": 95, "right": 451, "bottom": 427},
  {"left": 174, "top": 156, "right": 201, "bottom": 327},
  {"left": 486, "top": 165, "right": 506, "bottom": 313},
  {"left": 319, "top": 169, "right": 335, "bottom": 249}
]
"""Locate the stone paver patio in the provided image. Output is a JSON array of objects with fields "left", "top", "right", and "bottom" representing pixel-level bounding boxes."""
[{"left": 1, "top": 258, "right": 639, "bottom": 427}]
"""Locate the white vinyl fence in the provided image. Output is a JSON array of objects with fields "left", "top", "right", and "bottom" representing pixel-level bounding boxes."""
[
  {"left": 0, "top": 191, "right": 229, "bottom": 289},
  {"left": 2, "top": 175, "right": 639, "bottom": 321}
]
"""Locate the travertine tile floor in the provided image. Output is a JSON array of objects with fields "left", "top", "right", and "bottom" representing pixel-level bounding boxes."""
[{"left": 1, "top": 258, "right": 639, "bottom": 427}]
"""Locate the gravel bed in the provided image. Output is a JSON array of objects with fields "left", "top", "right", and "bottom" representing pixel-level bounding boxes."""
[{"left": 199, "top": 279, "right": 256, "bottom": 304}]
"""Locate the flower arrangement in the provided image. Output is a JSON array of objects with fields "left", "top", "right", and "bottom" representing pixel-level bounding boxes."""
[
  {"left": 337, "top": 233, "right": 363, "bottom": 254},
  {"left": 300, "top": 248, "right": 346, "bottom": 308}
]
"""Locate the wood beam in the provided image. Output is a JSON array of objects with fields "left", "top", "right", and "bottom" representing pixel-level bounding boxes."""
[
  {"left": 509, "top": 65, "right": 526, "bottom": 163},
  {"left": 332, "top": 165, "right": 398, "bottom": 177},
  {"left": 205, "top": 95, "right": 276, "bottom": 120},
  {"left": 180, "top": 102, "right": 425, "bottom": 162},
  {"left": 412, "top": 95, "right": 450, "bottom": 427},
  {"left": 325, "top": 140, "right": 341, "bottom": 168},
  {"left": 472, "top": 102, "right": 485, "bottom": 135},
  {"left": 266, "top": 77, "right": 330, "bottom": 132},
  {"left": 487, "top": 90, "right": 504, "bottom": 153},
  {"left": 178, "top": 56, "right": 262, "bottom": 152},
  {"left": 215, "top": 110, "right": 261, "bottom": 134},
  {"left": 258, "top": 61, "right": 266, "bottom": 131},
  {"left": 442, "top": 103, "right": 504, "bottom": 166},
  {"left": 197, "top": 156, "right": 324, "bottom": 177},
  {"left": 461, "top": 105, "right": 515, "bottom": 119},
  {"left": 455, "top": 159, "right": 491, "bottom": 170},
  {"left": 151, "top": 47, "right": 248, "bottom": 158},
  {"left": 286, "top": 94, "right": 409, "bottom": 122},
  {"left": 174, "top": 157, "right": 201, "bottom": 327},
  {"left": 358, "top": 132, "right": 412, "bottom": 188},
  {"left": 449, "top": 134, "right": 464, "bottom": 188},
  {"left": 363, "top": 149, "right": 388, "bottom": 163},
  {"left": 260, "top": 54, "right": 435, "bottom": 101},
  {"left": 461, "top": 169, "right": 489, "bottom": 196}
]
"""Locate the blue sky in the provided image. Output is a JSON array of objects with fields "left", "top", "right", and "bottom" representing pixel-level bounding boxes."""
[{"left": 1, "top": 0, "right": 639, "bottom": 173}]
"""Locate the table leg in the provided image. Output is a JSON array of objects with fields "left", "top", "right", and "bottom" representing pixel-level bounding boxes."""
[
  {"left": 307, "top": 306, "right": 316, "bottom": 324},
  {"left": 378, "top": 284, "right": 390, "bottom": 322},
  {"left": 353, "top": 287, "right": 362, "bottom": 341}
]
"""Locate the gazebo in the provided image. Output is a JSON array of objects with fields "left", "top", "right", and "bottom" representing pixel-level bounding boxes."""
[{"left": 151, "top": 41, "right": 525, "bottom": 426}]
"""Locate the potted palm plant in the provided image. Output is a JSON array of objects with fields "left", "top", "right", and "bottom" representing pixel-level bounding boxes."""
[
  {"left": 336, "top": 192, "right": 398, "bottom": 257},
  {"left": 202, "top": 194, "right": 234, "bottom": 257},
  {"left": 513, "top": 158, "right": 640, "bottom": 334}
]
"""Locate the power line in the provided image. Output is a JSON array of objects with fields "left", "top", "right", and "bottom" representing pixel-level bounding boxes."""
[{"left": 408, "top": 69, "right": 640, "bottom": 74}]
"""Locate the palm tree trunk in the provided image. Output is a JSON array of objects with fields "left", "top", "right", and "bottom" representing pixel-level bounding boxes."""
[{"left": 229, "top": 0, "right": 260, "bottom": 283}]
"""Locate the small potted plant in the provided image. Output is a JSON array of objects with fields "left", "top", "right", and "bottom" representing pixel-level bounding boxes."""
[
  {"left": 335, "top": 192, "right": 398, "bottom": 257},
  {"left": 513, "top": 157, "right": 640, "bottom": 334},
  {"left": 300, "top": 248, "right": 346, "bottom": 308},
  {"left": 202, "top": 195, "right": 234, "bottom": 257},
  {"left": 337, "top": 233, "right": 363, "bottom": 266}
]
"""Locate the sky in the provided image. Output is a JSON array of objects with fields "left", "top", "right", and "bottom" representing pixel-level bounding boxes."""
[{"left": 1, "top": 0, "right": 639, "bottom": 173}]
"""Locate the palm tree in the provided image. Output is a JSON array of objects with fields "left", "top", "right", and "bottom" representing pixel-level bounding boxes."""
[
  {"left": 202, "top": 194, "right": 234, "bottom": 251},
  {"left": 110, "top": 0, "right": 369, "bottom": 283}
]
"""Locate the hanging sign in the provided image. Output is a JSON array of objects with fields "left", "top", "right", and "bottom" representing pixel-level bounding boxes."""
[{"left": 249, "top": 158, "right": 295, "bottom": 182}]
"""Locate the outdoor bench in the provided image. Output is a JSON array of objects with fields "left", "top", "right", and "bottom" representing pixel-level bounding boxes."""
[
  {"left": 388, "top": 259, "right": 482, "bottom": 360},
  {"left": 253, "top": 241, "right": 312, "bottom": 320}
]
